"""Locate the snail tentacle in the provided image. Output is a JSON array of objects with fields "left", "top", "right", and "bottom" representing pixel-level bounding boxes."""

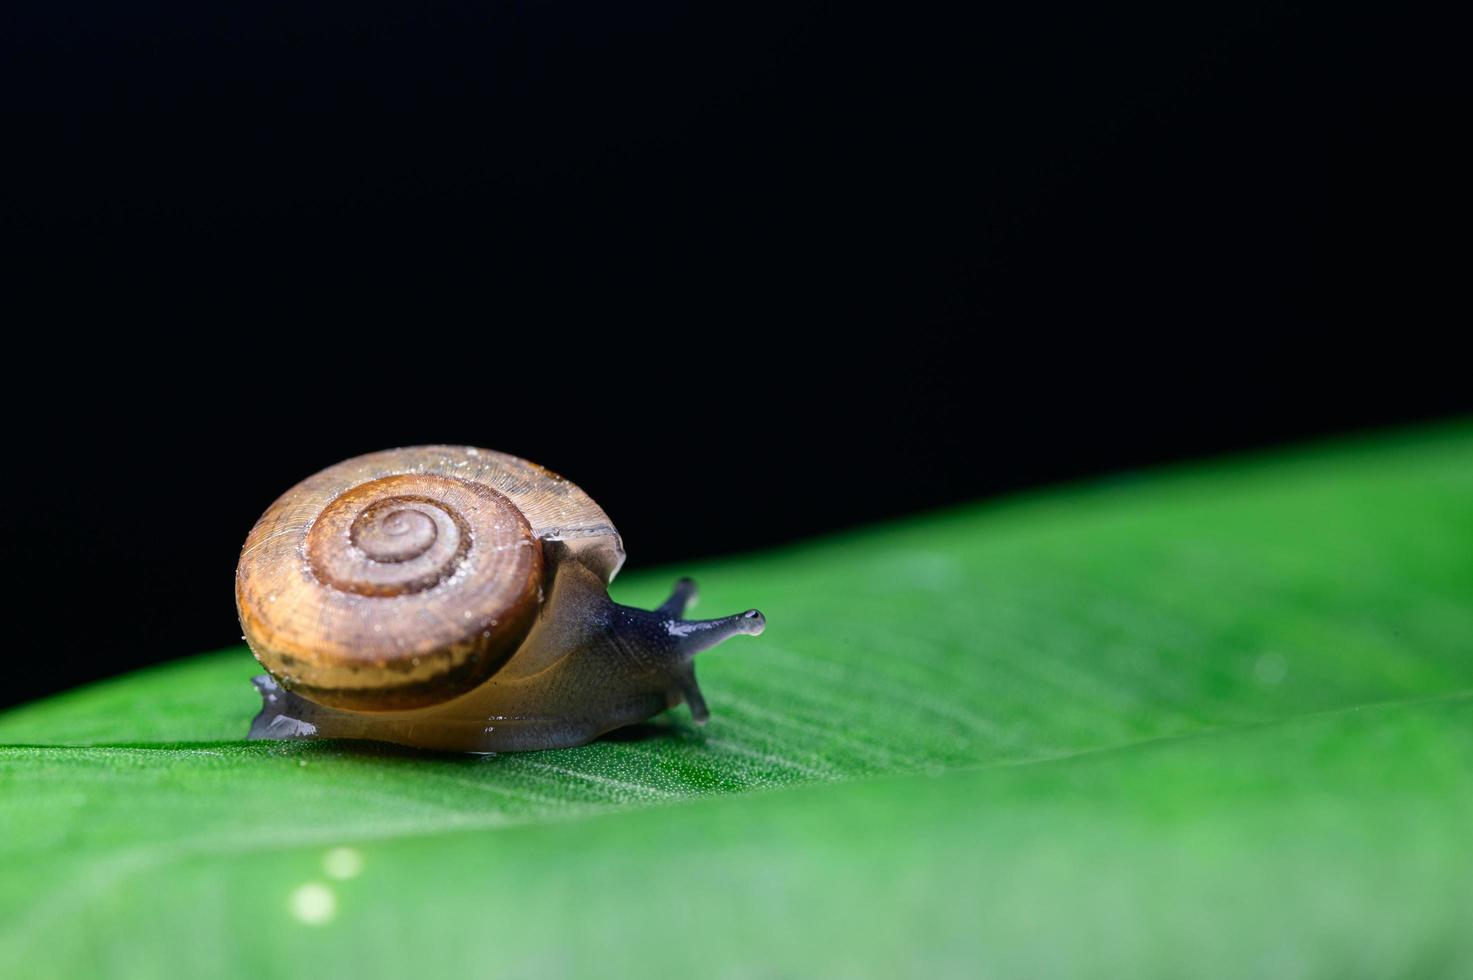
[
  {"left": 673, "top": 668, "right": 710, "bottom": 724},
  {"left": 654, "top": 577, "right": 700, "bottom": 618},
  {"left": 664, "top": 608, "right": 767, "bottom": 660}
]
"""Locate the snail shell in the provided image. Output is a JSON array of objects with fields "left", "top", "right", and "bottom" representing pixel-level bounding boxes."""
[{"left": 236, "top": 446, "right": 764, "bottom": 752}]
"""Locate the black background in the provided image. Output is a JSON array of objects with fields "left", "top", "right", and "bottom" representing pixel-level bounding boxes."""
[{"left": 2, "top": 0, "right": 1464, "bottom": 708}]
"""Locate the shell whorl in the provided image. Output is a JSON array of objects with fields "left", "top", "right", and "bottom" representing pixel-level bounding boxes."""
[{"left": 235, "top": 446, "right": 624, "bottom": 711}]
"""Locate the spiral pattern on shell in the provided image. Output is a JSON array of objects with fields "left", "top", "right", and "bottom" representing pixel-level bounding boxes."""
[
  {"left": 236, "top": 447, "right": 624, "bottom": 711},
  {"left": 308, "top": 476, "right": 484, "bottom": 597}
]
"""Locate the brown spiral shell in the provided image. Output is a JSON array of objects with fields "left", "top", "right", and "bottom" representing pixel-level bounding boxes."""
[{"left": 235, "top": 446, "right": 624, "bottom": 711}]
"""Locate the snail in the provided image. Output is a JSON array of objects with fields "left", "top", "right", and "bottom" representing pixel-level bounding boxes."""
[{"left": 236, "top": 446, "right": 766, "bottom": 752}]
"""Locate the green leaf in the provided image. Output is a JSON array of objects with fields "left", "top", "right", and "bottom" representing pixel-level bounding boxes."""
[{"left": 3, "top": 422, "right": 1472, "bottom": 978}]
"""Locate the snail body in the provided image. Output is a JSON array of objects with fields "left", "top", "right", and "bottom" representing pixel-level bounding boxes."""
[{"left": 236, "top": 446, "right": 764, "bottom": 752}]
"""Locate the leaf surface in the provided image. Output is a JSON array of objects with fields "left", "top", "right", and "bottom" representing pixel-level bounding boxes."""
[{"left": 3, "top": 423, "right": 1471, "bottom": 977}]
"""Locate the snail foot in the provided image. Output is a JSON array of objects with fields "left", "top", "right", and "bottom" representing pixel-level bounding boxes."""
[{"left": 248, "top": 675, "right": 320, "bottom": 740}]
